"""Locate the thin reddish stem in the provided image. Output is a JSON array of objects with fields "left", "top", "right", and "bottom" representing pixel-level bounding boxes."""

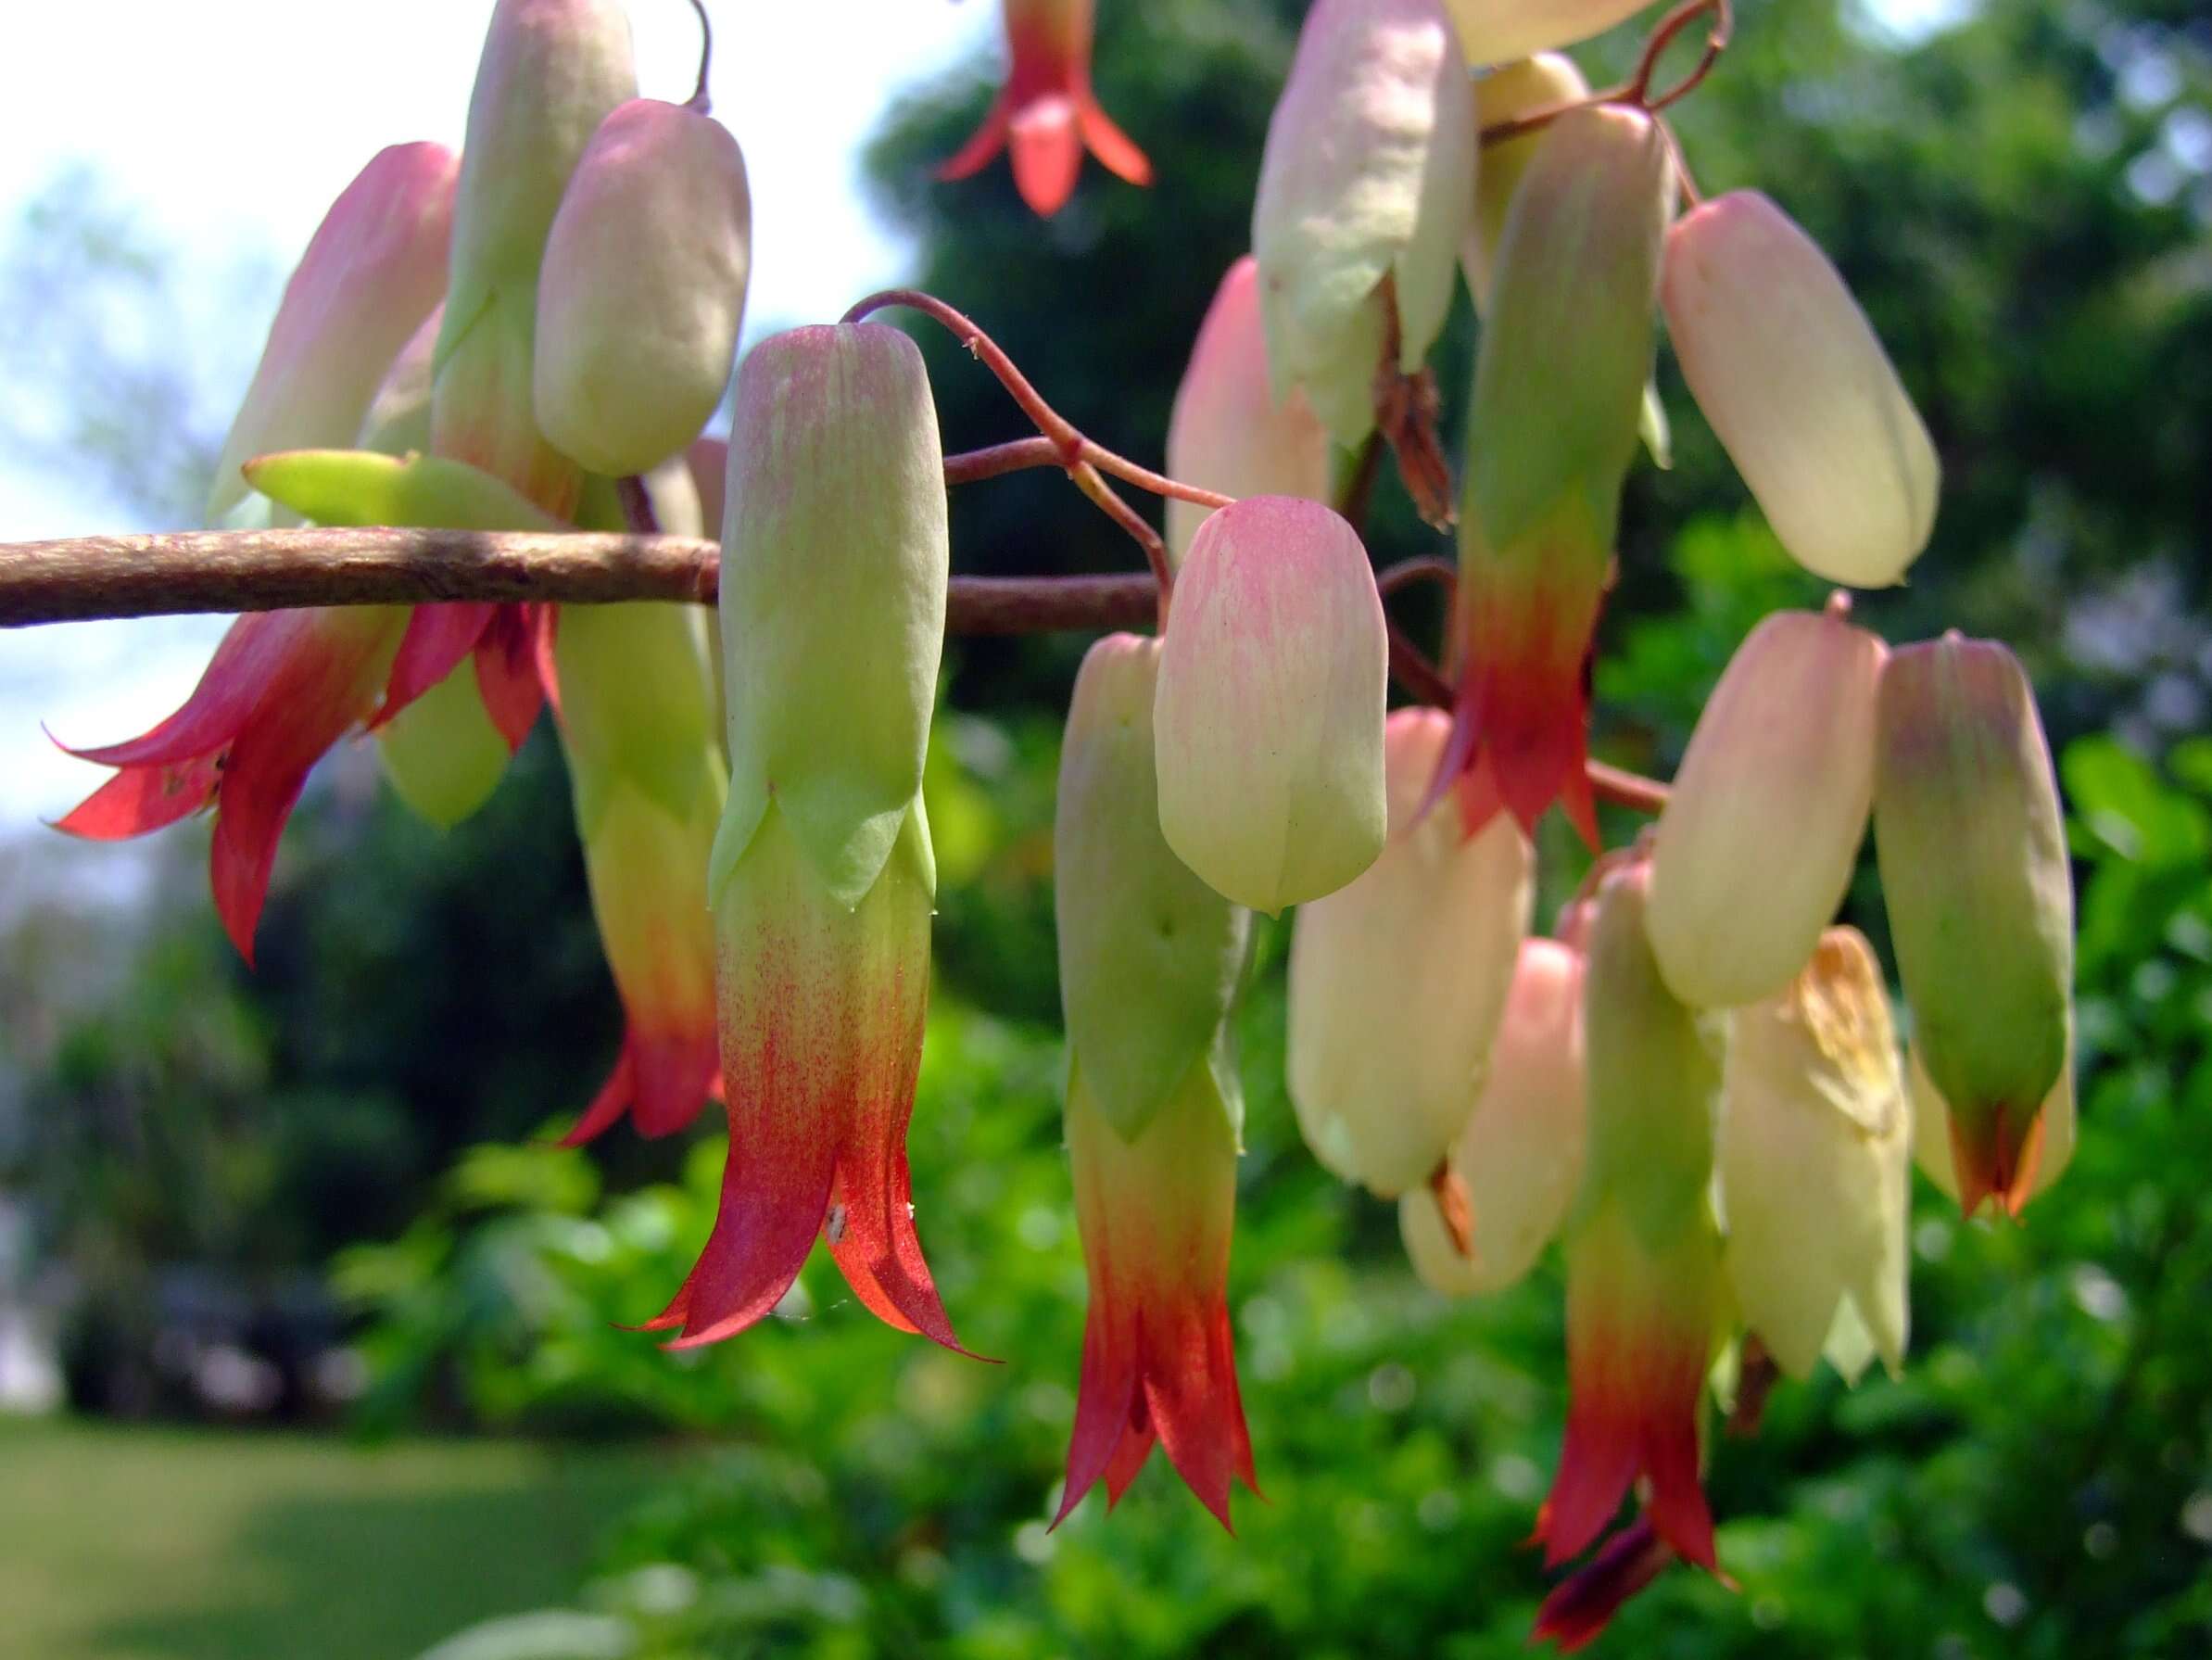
[
  {"left": 942, "top": 437, "right": 1064, "bottom": 486},
  {"left": 1477, "top": 0, "right": 1733, "bottom": 148}
]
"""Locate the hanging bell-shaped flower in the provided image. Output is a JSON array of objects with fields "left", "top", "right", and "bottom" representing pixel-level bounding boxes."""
[
  {"left": 536, "top": 97, "right": 751, "bottom": 477},
  {"left": 1053, "top": 633, "right": 1257, "bottom": 1527},
  {"left": 1153, "top": 497, "right": 1389, "bottom": 915},
  {"left": 1646, "top": 604, "right": 1887, "bottom": 1009},
  {"left": 1400, "top": 935, "right": 1585, "bottom": 1296},
  {"left": 1288, "top": 707, "right": 1532, "bottom": 1197},
  {"left": 1719, "top": 928, "right": 1911, "bottom": 1383},
  {"left": 938, "top": 0, "right": 1151, "bottom": 218},
  {"left": 1251, "top": 0, "right": 1475, "bottom": 449},
  {"left": 1163, "top": 257, "right": 1333, "bottom": 569},
  {"left": 1540, "top": 860, "right": 1725, "bottom": 1577},
  {"left": 1662, "top": 190, "right": 1940, "bottom": 589},
  {"left": 1874, "top": 634, "right": 2073, "bottom": 1218},
  {"left": 646, "top": 322, "right": 967, "bottom": 1352},
  {"left": 1447, "top": 104, "right": 1674, "bottom": 845}
]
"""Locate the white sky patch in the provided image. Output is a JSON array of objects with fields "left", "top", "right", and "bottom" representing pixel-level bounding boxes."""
[{"left": 0, "top": 1, "right": 996, "bottom": 830}]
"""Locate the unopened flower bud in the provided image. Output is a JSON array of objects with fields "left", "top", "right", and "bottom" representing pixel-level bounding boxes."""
[
  {"left": 211, "top": 144, "right": 458, "bottom": 526},
  {"left": 434, "top": 0, "right": 637, "bottom": 513},
  {"left": 1445, "top": 0, "right": 1655, "bottom": 67},
  {"left": 1252, "top": 0, "right": 1475, "bottom": 446},
  {"left": 715, "top": 323, "right": 949, "bottom": 909},
  {"left": 1289, "top": 708, "right": 1531, "bottom": 1196},
  {"left": 1057, "top": 635, "right": 1250, "bottom": 1142},
  {"left": 1154, "top": 497, "right": 1388, "bottom": 914},
  {"left": 1720, "top": 929, "right": 1910, "bottom": 1382},
  {"left": 536, "top": 99, "right": 751, "bottom": 476},
  {"left": 1647, "top": 606, "right": 1887, "bottom": 1008},
  {"left": 1399, "top": 936, "right": 1584, "bottom": 1294},
  {"left": 1875, "top": 635, "right": 2073, "bottom": 1218},
  {"left": 1164, "top": 257, "right": 1332, "bottom": 569},
  {"left": 1662, "top": 190, "right": 1939, "bottom": 589}
]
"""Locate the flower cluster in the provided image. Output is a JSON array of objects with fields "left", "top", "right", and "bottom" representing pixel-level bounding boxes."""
[{"left": 44, "top": 1, "right": 2077, "bottom": 1648}]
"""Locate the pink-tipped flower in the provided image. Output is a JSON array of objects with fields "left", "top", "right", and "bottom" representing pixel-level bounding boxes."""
[
  {"left": 648, "top": 323, "right": 965, "bottom": 1350},
  {"left": 55, "top": 608, "right": 406, "bottom": 963},
  {"left": 1540, "top": 861, "right": 1725, "bottom": 1575},
  {"left": 1445, "top": 106, "right": 1674, "bottom": 846},
  {"left": 1446, "top": 0, "right": 1659, "bottom": 68},
  {"left": 1163, "top": 257, "right": 1332, "bottom": 569},
  {"left": 1874, "top": 635, "right": 2073, "bottom": 1218},
  {"left": 210, "top": 143, "right": 457, "bottom": 526},
  {"left": 1400, "top": 936, "right": 1586, "bottom": 1295},
  {"left": 1646, "top": 605, "right": 1888, "bottom": 1009},
  {"left": 938, "top": 0, "right": 1150, "bottom": 218},
  {"left": 57, "top": 143, "right": 466, "bottom": 961},
  {"left": 1054, "top": 632, "right": 1256, "bottom": 1525},
  {"left": 1532, "top": 1513, "right": 1679, "bottom": 1653},
  {"left": 432, "top": 0, "right": 637, "bottom": 516},
  {"left": 1057, "top": 1059, "right": 1256, "bottom": 1530},
  {"left": 1663, "top": 190, "right": 1940, "bottom": 589},
  {"left": 550, "top": 602, "right": 727, "bottom": 1144},
  {"left": 1289, "top": 708, "right": 1532, "bottom": 1197},
  {"left": 536, "top": 98, "right": 751, "bottom": 476},
  {"left": 1251, "top": 0, "right": 1475, "bottom": 448},
  {"left": 1154, "top": 496, "right": 1388, "bottom": 915},
  {"left": 1719, "top": 929, "right": 1911, "bottom": 1382}
]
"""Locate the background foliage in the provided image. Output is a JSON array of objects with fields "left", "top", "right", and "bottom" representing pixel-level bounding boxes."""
[{"left": 3, "top": 0, "right": 2210, "bottom": 1654}]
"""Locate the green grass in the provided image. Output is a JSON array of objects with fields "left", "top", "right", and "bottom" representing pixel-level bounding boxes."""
[{"left": 0, "top": 1417, "right": 668, "bottom": 1660}]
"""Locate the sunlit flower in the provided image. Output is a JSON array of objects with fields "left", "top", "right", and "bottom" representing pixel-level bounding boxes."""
[
  {"left": 1445, "top": 0, "right": 1658, "bottom": 69},
  {"left": 1874, "top": 634, "right": 2073, "bottom": 1218},
  {"left": 1153, "top": 496, "right": 1388, "bottom": 915},
  {"left": 1163, "top": 257, "right": 1332, "bottom": 569},
  {"left": 937, "top": 0, "right": 1150, "bottom": 218},
  {"left": 1289, "top": 707, "right": 1532, "bottom": 1197}
]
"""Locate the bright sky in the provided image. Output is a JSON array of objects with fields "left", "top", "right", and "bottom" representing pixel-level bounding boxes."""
[{"left": 0, "top": 0, "right": 995, "bottom": 830}]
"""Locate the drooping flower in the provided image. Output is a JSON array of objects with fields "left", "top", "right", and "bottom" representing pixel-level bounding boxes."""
[
  {"left": 1054, "top": 632, "right": 1257, "bottom": 1527},
  {"left": 54, "top": 143, "right": 462, "bottom": 960},
  {"left": 1539, "top": 860, "right": 1725, "bottom": 1575},
  {"left": 1444, "top": 106, "right": 1672, "bottom": 846},
  {"left": 938, "top": 0, "right": 1150, "bottom": 218},
  {"left": 1251, "top": 0, "right": 1475, "bottom": 506},
  {"left": 1400, "top": 935, "right": 1585, "bottom": 1295},
  {"left": 1874, "top": 634, "right": 2073, "bottom": 1218},
  {"left": 645, "top": 323, "right": 966, "bottom": 1350},
  {"left": 1153, "top": 496, "right": 1388, "bottom": 915},
  {"left": 432, "top": 0, "right": 637, "bottom": 518},
  {"left": 1662, "top": 190, "right": 1940, "bottom": 589},
  {"left": 1163, "top": 256, "right": 1332, "bottom": 569},
  {"left": 1445, "top": 0, "right": 1658, "bottom": 69},
  {"left": 1646, "top": 604, "right": 1887, "bottom": 1009},
  {"left": 1719, "top": 928, "right": 1910, "bottom": 1382},
  {"left": 547, "top": 602, "right": 727, "bottom": 1144},
  {"left": 1289, "top": 707, "right": 1532, "bottom": 1197},
  {"left": 536, "top": 97, "right": 751, "bottom": 477}
]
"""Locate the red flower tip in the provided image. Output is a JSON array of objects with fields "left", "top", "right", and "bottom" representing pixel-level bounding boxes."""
[
  {"left": 1951, "top": 1098, "right": 2055, "bottom": 1222},
  {"left": 52, "top": 607, "right": 405, "bottom": 964},
  {"left": 1532, "top": 1515, "right": 1678, "bottom": 1653},
  {"left": 1445, "top": 542, "right": 1608, "bottom": 849},
  {"left": 939, "top": 0, "right": 1150, "bottom": 217},
  {"left": 561, "top": 1027, "right": 721, "bottom": 1147},
  {"left": 1539, "top": 1210, "right": 1723, "bottom": 1574},
  {"left": 1054, "top": 1066, "right": 1256, "bottom": 1531}
]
